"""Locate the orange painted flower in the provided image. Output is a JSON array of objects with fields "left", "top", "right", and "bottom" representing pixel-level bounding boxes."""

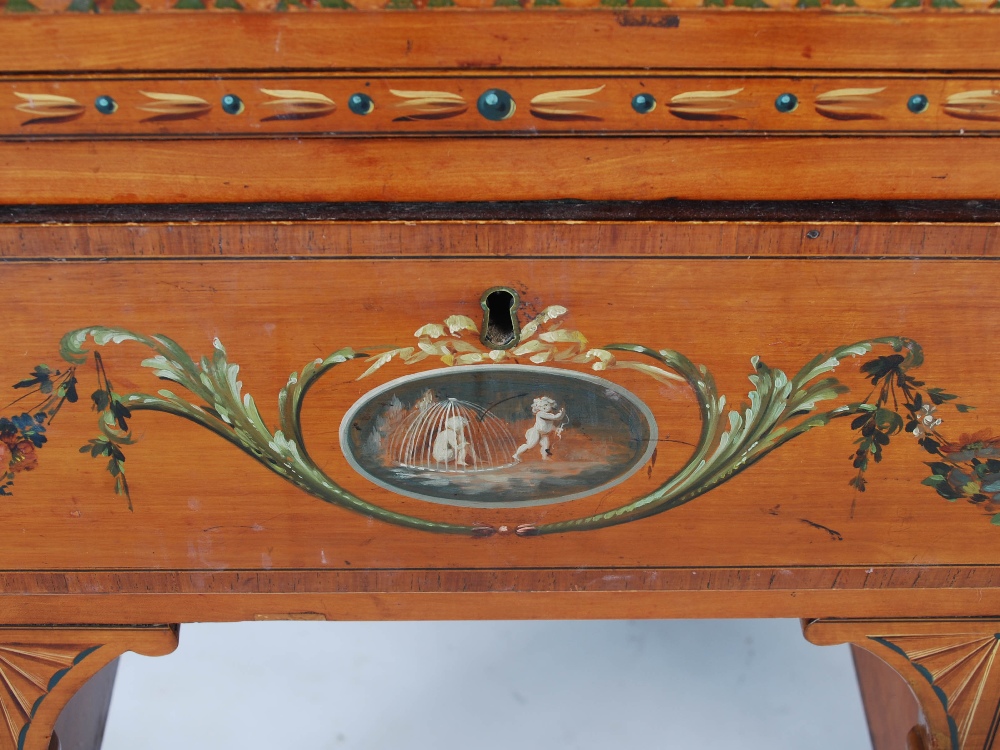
[
  {"left": 9, "top": 441, "right": 38, "bottom": 473},
  {"left": 940, "top": 430, "right": 1000, "bottom": 462}
]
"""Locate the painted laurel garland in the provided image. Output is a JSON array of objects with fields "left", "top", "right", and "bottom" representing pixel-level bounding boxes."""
[{"left": 0, "top": 304, "right": 992, "bottom": 536}]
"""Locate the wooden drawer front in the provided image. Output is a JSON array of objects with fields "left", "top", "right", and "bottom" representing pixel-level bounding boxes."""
[{"left": 2, "top": 249, "right": 999, "bottom": 585}]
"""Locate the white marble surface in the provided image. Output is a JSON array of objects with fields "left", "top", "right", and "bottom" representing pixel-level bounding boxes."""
[{"left": 101, "top": 619, "right": 869, "bottom": 750}]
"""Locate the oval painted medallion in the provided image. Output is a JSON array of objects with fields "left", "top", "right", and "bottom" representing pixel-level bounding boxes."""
[{"left": 339, "top": 365, "right": 657, "bottom": 508}]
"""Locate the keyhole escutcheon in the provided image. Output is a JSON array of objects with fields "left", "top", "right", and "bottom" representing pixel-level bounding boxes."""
[{"left": 480, "top": 287, "right": 521, "bottom": 350}]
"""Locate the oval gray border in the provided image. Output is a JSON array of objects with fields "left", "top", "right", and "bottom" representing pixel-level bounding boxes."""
[{"left": 337, "top": 364, "right": 659, "bottom": 509}]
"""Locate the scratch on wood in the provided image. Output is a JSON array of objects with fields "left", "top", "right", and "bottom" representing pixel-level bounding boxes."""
[{"left": 799, "top": 518, "right": 844, "bottom": 541}]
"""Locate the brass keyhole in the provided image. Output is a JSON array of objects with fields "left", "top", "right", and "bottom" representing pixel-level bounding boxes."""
[{"left": 480, "top": 287, "right": 520, "bottom": 350}]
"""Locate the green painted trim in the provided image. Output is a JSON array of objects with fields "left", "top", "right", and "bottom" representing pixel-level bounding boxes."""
[
  {"left": 16, "top": 645, "right": 102, "bottom": 750},
  {"left": 1, "top": 304, "right": 985, "bottom": 536},
  {"left": 870, "top": 637, "right": 960, "bottom": 750}
]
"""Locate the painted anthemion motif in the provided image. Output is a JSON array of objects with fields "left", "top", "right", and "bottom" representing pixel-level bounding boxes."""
[{"left": 0, "top": 301, "right": 992, "bottom": 536}]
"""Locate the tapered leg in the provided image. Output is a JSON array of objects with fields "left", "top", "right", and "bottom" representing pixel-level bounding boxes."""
[
  {"left": 852, "top": 644, "right": 922, "bottom": 750},
  {"left": 805, "top": 618, "right": 1000, "bottom": 750},
  {"left": 0, "top": 625, "right": 178, "bottom": 750}
]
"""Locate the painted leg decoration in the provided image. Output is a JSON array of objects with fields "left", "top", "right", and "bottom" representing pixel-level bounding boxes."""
[
  {"left": 0, "top": 625, "right": 178, "bottom": 750},
  {"left": 804, "top": 618, "right": 1000, "bottom": 750}
]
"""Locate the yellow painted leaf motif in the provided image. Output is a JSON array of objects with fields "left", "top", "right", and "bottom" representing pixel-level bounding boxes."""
[
  {"left": 529, "top": 85, "right": 605, "bottom": 117},
  {"left": 138, "top": 91, "right": 212, "bottom": 116},
  {"left": 611, "top": 361, "right": 687, "bottom": 384},
  {"left": 512, "top": 340, "right": 551, "bottom": 356},
  {"left": 816, "top": 87, "right": 887, "bottom": 102},
  {"left": 414, "top": 323, "right": 446, "bottom": 338},
  {"left": 520, "top": 305, "right": 568, "bottom": 340},
  {"left": 402, "top": 351, "right": 430, "bottom": 366},
  {"left": 455, "top": 353, "right": 485, "bottom": 365},
  {"left": 260, "top": 88, "right": 334, "bottom": 103},
  {"left": 538, "top": 329, "right": 588, "bottom": 345},
  {"left": 450, "top": 340, "right": 482, "bottom": 354},
  {"left": 390, "top": 89, "right": 465, "bottom": 102},
  {"left": 418, "top": 341, "right": 452, "bottom": 356},
  {"left": 356, "top": 347, "right": 414, "bottom": 380},
  {"left": 815, "top": 87, "right": 886, "bottom": 119},
  {"left": 444, "top": 315, "right": 479, "bottom": 335},
  {"left": 571, "top": 349, "right": 616, "bottom": 369},
  {"left": 14, "top": 92, "right": 85, "bottom": 119},
  {"left": 260, "top": 88, "right": 336, "bottom": 116},
  {"left": 390, "top": 89, "right": 468, "bottom": 118},
  {"left": 944, "top": 89, "right": 1000, "bottom": 121},
  {"left": 667, "top": 88, "right": 744, "bottom": 115}
]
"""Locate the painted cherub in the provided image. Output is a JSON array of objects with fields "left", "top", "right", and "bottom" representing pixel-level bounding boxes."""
[
  {"left": 513, "top": 396, "right": 565, "bottom": 463},
  {"left": 432, "top": 415, "right": 475, "bottom": 467}
]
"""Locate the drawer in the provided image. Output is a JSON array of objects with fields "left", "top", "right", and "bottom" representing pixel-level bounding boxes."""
[{"left": 1, "top": 218, "right": 999, "bottom": 621}]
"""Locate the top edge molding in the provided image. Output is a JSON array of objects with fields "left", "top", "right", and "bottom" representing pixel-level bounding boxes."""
[
  {"left": 0, "top": 1, "right": 997, "bottom": 11},
  {"left": 0, "top": 0, "right": 1000, "bottom": 15},
  {"left": 2, "top": 12, "right": 1000, "bottom": 73}
]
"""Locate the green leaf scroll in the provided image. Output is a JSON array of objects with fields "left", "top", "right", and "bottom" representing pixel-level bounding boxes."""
[
  {"left": 0, "top": 306, "right": 989, "bottom": 536},
  {"left": 60, "top": 327, "right": 494, "bottom": 536}
]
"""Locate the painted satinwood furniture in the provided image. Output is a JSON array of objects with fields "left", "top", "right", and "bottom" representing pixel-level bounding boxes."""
[{"left": 3, "top": 3, "right": 1000, "bottom": 749}]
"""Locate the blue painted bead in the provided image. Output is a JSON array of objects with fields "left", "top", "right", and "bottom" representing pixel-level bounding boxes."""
[
  {"left": 477, "top": 89, "right": 515, "bottom": 121},
  {"left": 94, "top": 96, "right": 117, "bottom": 115},
  {"left": 774, "top": 93, "right": 798, "bottom": 113},
  {"left": 348, "top": 93, "right": 374, "bottom": 116},
  {"left": 631, "top": 93, "right": 656, "bottom": 114},
  {"left": 221, "top": 94, "right": 244, "bottom": 115},
  {"left": 908, "top": 94, "right": 929, "bottom": 114}
]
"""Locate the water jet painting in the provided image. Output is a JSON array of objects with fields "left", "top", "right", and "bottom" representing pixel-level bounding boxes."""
[{"left": 339, "top": 365, "right": 657, "bottom": 508}]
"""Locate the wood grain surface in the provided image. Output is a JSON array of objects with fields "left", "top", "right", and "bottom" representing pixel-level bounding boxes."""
[
  {"left": 1, "top": 221, "right": 998, "bottom": 625},
  {"left": 808, "top": 618, "right": 1000, "bottom": 750},
  {"left": 4, "top": 12, "right": 1000, "bottom": 73},
  {"left": 852, "top": 644, "right": 922, "bottom": 750},
  {"left": 3, "top": 220, "right": 1000, "bottom": 258},
  {"left": 0, "top": 626, "right": 177, "bottom": 750},
  {"left": 2, "top": 136, "right": 999, "bottom": 203},
  {"left": 0, "top": 247, "right": 996, "bottom": 607}
]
